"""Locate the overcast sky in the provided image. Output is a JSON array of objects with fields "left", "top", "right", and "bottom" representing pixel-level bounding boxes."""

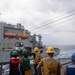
[{"left": 0, "top": 0, "right": 75, "bottom": 45}]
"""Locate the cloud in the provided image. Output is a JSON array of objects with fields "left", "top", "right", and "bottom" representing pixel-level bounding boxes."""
[
  {"left": 0, "top": 0, "right": 75, "bottom": 45},
  {"left": 42, "top": 32, "right": 75, "bottom": 45}
]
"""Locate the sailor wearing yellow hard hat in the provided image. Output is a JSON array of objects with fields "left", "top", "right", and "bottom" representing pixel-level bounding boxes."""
[
  {"left": 33, "top": 47, "right": 42, "bottom": 75},
  {"left": 36, "top": 46, "right": 61, "bottom": 75}
]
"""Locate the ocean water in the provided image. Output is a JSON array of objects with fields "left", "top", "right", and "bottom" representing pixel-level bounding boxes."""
[{"left": 46, "top": 45, "right": 75, "bottom": 59}]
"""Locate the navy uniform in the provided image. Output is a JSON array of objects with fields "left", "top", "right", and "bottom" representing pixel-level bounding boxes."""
[{"left": 64, "top": 53, "right": 75, "bottom": 75}]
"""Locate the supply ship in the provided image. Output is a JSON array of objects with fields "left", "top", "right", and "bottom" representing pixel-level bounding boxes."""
[
  {"left": 0, "top": 22, "right": 45, "bottom": 62},
  {"left": 0, "top": 22, "right": 60, "bottom": 75}
]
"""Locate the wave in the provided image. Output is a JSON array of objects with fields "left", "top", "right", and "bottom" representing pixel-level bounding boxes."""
[{"left": 55, "top": 50, "right": 75, "bottom": 59}]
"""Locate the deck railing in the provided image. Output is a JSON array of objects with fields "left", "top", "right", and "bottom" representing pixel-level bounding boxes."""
[
  {"left": 0, "top": 62, "right": 9, "bottom": 75},
  {"left": 0, "top": 60, "right": 72, "bottom": 75}
]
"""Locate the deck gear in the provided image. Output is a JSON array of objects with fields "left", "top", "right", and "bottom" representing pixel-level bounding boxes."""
[
  {"left": 22, "top": 49, "right": 28, "bottom": 54},
  {"left": 42, "top": 57, "right": 59, "bottom": 75},
  {"left": 46, "top": 46, "right": 55, "bottom": 53},
  {"left": 34, "top": 47, "right": 39, "bottom": 52}
]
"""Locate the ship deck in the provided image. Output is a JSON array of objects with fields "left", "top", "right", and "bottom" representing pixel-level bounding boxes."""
[{"left": 0, "top": 58, "right": 71, "bottom": 75}]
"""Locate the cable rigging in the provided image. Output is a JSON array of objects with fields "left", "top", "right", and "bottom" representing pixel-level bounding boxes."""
[
  {"left": 39, "top": 17, "right": 75, "bottom": 31},
  {"left": 30, "top": 9, "right": 75, "bottom": 31}
]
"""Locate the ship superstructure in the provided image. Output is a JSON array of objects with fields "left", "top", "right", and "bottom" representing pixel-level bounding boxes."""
[{"left": 0, "top": 22, "right": 44, "bottom": 62}]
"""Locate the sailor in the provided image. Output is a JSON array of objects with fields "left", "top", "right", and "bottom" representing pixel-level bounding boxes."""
[
  {"left": 36, "top": 46, "right": 61, "bottom": 75},
  {"left": 64, "top": 52, "right": 75, "bottom": 75},
  {"left": 33, "top": 47, "right": 42, "bottom": 75},
  {"left": 9, "top": 50, "right": 21, "bottom": 75},
  {"left": 20, "top": 49, "right": 32, "bottom": 75}
]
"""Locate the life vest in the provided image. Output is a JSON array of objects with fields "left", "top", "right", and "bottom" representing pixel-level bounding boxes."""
[
  {"left": 10, "top": 57, "right": 21, "bottom": 70},
  {"left": 33, "top": 52, "right": 41, "bottom": 64},
  {"left": 20, "top": 56, "right": 31, "bottom": 71},
  {"left": 42, "top": 57, "right": 58, "bottom": 75},
  {"left": 67, "top": 63, "right": 75, "bottom": 75}
]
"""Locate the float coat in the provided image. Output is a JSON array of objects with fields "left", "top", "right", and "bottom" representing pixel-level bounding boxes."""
[
  {"left": 33, "top": 52, "right": 41, "bottom": 64},
  {"left": 42, "top": 57, "right": 59, "bottom": 75}
]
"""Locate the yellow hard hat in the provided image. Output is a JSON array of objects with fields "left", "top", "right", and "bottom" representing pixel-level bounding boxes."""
[
  {"left": 46, "top": 46, "right": 55, "bottom": 53},
  {"left": 34, "top": 47, "right": 38, "bottom": 52}
]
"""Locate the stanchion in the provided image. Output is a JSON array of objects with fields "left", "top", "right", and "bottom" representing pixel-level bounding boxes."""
[{"left": 1, "top": 62, "right": 3, "bottom": 75}]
